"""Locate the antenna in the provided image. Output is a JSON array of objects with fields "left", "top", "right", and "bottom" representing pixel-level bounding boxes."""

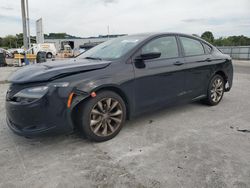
[{"left": 107, "top": 25, "right": 110, "bottom": 40}]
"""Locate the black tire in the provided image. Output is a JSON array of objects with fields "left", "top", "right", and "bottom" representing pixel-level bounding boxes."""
[
  {"left": 203, "top": 74, "right": 225, "bottom": 106},
  {"left": 78, "top": 90, "right": 126, "bottom": 142},
  {"left": 46, "top": 52, "right": 53, "bottom": 59}
]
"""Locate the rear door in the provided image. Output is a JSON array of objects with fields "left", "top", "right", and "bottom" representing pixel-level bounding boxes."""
[
  {"left": 132, "top": 35, "right": 186, "bottom": 114},
  {"left": 179, "top": 36, "right": 213, "bottom": 99}
]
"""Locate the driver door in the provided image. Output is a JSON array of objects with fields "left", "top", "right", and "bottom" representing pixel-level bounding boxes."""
[{"left": 132, "top": 35, "right": 186, "bottom": 114}]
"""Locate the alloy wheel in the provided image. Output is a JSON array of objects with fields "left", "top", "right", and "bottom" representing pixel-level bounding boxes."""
[
  {"left": 89, "top": 98, "right": 123, "bottom": 137},
  {"left": 210, "top": 78, "right": 224, "bottom": 103}
]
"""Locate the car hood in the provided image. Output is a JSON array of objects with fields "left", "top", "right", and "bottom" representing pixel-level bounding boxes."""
[{"left": 8, "top": 59, "right": 111, "bottom": 84}]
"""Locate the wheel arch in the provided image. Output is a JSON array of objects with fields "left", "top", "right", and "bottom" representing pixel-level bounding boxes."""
[
  {"left": 93, "top": 85, "right": 131, "bottom": 120},
  {"left": 214, "top": 70, "right": 228, "bottom": 83}
]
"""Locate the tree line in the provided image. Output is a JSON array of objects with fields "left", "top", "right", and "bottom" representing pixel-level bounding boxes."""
[
  {"left": 0, "top": 34, "right": 36, "bottom": 49},
  {"left": 1, "top": 31, "right": 250, "bottom": 49},
  {"left": 0, "top": 33, "right": 80, "bottom": 49},
  {"left": 200, "top": 31, "right": 250, "bottom": 46}
]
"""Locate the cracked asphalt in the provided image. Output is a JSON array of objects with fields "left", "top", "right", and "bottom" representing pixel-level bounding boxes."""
[{"left": 0, "top": 61, "right": 250, "bottom": 188}]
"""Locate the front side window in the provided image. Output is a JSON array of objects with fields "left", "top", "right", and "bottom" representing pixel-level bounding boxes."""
[
  {"left": 180, "top": 37, "right": 205, "bottom": 56},
  {"left": 141, "top": 36, "right": 179, "bottom": 59}
]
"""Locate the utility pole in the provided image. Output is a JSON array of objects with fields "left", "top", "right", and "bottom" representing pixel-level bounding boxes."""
[
  {"left": 26, "top": 0, "right": 31, "bottom": 48},
  {"left": 21, "top": 0, "right": 28, "bottom": 49}
]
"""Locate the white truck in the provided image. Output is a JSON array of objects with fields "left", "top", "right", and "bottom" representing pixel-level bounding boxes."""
[{"left": 29, "top": 43, "right": 57, "bottom": 59}]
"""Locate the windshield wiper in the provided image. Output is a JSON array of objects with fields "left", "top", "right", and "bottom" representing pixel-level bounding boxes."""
[{"left": 85, "top": 56, "right": 102, "bottom": 60}]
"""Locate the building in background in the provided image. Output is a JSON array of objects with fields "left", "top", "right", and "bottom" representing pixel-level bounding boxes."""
[
  {"left": 44, "top": 34, "right": 126, "bottom": 51},
  {"left": 36, "top": 18, "right": 44, "bottom": 44}
]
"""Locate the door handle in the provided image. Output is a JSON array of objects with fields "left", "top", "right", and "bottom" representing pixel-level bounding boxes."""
[
  {"left": 173, "top": 61, "right": 184, "bottom": 66},
  {"left": 205, "top": 58, "right": 212, "bottom": 62}
]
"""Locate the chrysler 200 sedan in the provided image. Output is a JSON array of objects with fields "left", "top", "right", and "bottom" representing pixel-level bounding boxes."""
[{"left": 6, "top": 33, "right": 233, "bottom": 141}]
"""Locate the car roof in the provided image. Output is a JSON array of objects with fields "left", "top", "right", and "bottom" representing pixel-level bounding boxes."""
[{"left": 127, "top": 32, "right": 212, "bottom": 46}]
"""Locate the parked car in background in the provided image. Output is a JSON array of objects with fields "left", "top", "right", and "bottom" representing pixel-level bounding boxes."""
[
  {"left": 0, "top": 48, "right": 7, "bottom": 66},
  {"left": 7, "top": 48, "right": 25, "bottom": 58},
  {"left": 6, "top": 33, "right": 233, "bottom": 141},
  {"left": 0, "top": 48, "right": 12, "bottom": 58}
]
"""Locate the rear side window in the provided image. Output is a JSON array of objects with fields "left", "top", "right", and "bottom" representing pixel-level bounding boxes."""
[
  {"left": 141, "top": 36, "right": 179, "bottom": 59},
  {"left": 203, "top": 43, "right": 212, "bottom": 54},
  {"left": 180, "top": 37, "right": 205, "bottom": 56}
]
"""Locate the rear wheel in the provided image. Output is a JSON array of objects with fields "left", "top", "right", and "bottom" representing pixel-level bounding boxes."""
[
  {"left": 204, "top": 74, "right": 225, "bottom": 106},
  {"left": 78, "top": 91, "right": 126, "bottom": 142},
  {"left": 46, "top": 52, "right": 53, "bottom": 59}
]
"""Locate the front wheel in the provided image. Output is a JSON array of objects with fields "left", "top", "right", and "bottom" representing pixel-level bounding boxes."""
[
  {"left": 78, "top": 91, "right": 126, "bottom": 142},
  {"left": 204, "top": 74, "right": 225, "bottom": 106}
]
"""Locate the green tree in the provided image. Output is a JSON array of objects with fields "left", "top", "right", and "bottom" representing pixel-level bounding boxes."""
[
  {"left": 213, "top": 35, "right": 250, "bottom": 46},
  {"left": 2, "top": 35, "right": 17, "bottom": 48},
  {"left": 45, "top": 33, "right": 67, "bottom": 39},
  {"left": 16, "top": 33, "right": 24, "bottom": 47},
  {"left": 0, "top": 37, "right": 3, "bottom": 47},
  {"left": 201, "top": 31, "right": 214, "bottom": 44}
]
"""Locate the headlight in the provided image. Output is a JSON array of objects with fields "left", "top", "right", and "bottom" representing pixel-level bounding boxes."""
[
  {"left": 13, "top": 86, "right": 49, "bottom": 103},
  {"left": 50, "top": 82, "right": 69, "bottom": 88}
]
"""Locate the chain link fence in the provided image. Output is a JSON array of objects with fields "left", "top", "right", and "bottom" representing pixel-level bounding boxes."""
[{"left": 217, "top": 46, "right": 250, "bottom": 60}]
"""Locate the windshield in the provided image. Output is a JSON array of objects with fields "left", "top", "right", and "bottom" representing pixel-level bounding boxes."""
[{"left": 77, "top": 35, "right": 146, "bottom": 60}]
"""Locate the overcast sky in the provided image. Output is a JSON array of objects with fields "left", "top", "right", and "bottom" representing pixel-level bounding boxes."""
[{"left": 0, "top": 0, "right": 249, "bottom": 38}]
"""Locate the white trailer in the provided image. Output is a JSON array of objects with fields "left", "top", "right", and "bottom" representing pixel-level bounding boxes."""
[{"left": 29, "top": 43, "right": 57, "bottom": 58}]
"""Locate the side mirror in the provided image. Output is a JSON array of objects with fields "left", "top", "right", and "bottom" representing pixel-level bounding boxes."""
[{"left": 135, "top": 52, "right": 161, "bottom": 61}]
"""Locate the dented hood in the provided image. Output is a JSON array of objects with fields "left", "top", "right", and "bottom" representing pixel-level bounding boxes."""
[{"left": 8, "top": 59, "right": 111, "bottom": 84}]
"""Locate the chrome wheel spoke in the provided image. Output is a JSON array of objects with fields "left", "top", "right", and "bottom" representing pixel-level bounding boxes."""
[
  {"left": 102, "top": 122, "right": 108, "bottom": 135},
  {"left": 216, "top": 90, "right": 223, "bottom": 95},
  {"left": 217, "top": 80, "right": 222, "bottom": 87},
  {"left": 107, "top": 120, "right": 115, "bottom": 132},
  {"left": 109, "top": 101, "right": 118, "bottom": 112},
  {"left": 212, "top": 93, "right": 216, "bottom": 100},
  {"left": 93, "top": 122, "right": 102, "bottom": 133},
  {"left": 90, "top": 119, "right": 101, "bottom": 126},
  {"left": 106, "top": 98, "right": 112, "bottom": 110},
  {"left": 215, "top": 93, "right": 219, "bottom": 101},
  {"left": 211, "top": 93, "right": 215, "bottom": 98},
  {"left": 110, "top": 117, "right": 121, "bottom": 123},
  {"left": 109, "top": 109, "right": 122, "bottom": 117},
  {"left": 97, "top": 101, "right": 104, "bottom": 112},
  {"left": 91, "top": 109, "right": 103, "bottom": 115}
]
